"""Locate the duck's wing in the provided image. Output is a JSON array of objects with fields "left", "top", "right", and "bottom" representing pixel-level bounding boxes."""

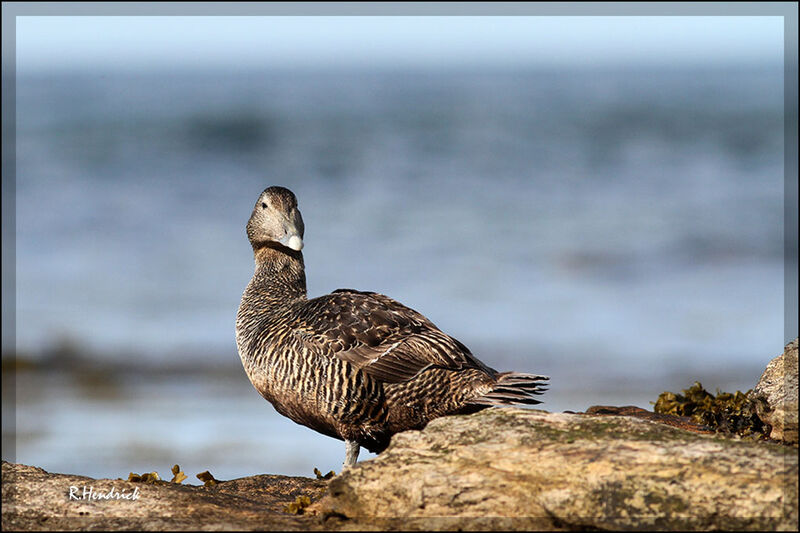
[{"left": 294, "top": 289, "right": 496, "bottom": 384}]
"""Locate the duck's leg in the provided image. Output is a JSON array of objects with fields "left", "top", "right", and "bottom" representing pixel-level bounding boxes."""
[{"left": 344, "top": 440, "right": 360, "bottom": 467}]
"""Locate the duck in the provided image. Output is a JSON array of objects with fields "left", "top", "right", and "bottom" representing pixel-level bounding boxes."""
[{"left": 235, "top": 186, "right": 548, "bottom": 468}]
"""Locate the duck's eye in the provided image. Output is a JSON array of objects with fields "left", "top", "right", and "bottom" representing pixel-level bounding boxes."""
[{"left": 261, "top": 202, "right": 267, "bottom": 209}]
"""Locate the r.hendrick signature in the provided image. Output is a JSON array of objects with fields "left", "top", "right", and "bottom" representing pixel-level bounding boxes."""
[{"left": 69, "top": 485, "right": 140, "bottom": 501}]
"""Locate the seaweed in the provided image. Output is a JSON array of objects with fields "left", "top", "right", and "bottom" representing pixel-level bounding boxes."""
[
  {"left": 314, "top": 467, "right": 335, "bottom": 480},
  {"left": 124, "top": 466, "right": 222, "bottom": 486},
  {"left": 126, "top": 465, "right": 190, "bottom": 484},
  {"left": 170, "top": 464, "right": 187, "bottom": 484},
  {"left": 284, "top": 495, "right": 312, "bottom": 515},
  {"left": 196, "top": 470, "right": 221, "bottom": 487},
  {"left": 652, "top": 381, "right": 767, "bottom": 439},
  {"left": 127, "top": 471, "right": 161, "bottom": 483}
]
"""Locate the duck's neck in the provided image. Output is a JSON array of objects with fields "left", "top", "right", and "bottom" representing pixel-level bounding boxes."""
[{"left": 250, "top": 244, "right": 308, "bottom": 304}]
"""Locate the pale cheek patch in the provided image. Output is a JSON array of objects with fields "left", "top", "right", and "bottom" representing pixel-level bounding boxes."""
[{"left": 287, "top": 235, "right": 304, "bottom": 251}]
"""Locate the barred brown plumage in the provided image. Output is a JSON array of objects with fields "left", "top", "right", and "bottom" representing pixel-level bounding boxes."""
[{"left": 235, "top": 186, "right": 549, "bottom": 468}]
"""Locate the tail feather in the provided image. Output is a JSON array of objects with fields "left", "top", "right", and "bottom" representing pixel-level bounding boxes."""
[{"left": 468, "top": 371, "right": 549, "bottom": 407}]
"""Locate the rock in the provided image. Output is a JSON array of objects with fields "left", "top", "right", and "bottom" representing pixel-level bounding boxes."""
[
  {"left": 752, "top": 339, "right": 799, "bottom": 444},
  {"left": 583, "top": 404, "right": 715, "bottom": 434},
  {"left": 321, "top": 408, "right": 797, "bottom": 531},
  {"left": 1, "top": 461, "right": 328, "bottom": 531},
  {"left": 5, "top": 405, "right": 796, "bottom": 532},
  {"left": 6, "top": 342, "right": 799, "bottom": 531}
]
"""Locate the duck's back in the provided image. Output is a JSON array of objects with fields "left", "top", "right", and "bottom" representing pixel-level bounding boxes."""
[{"left": 298, "top": 289, "right": 502, "bottom": 434}]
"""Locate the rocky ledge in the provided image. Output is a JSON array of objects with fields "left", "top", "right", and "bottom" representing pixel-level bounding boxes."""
[
  {"left": 1, "top": 461, "right": 329, "bottom": 531},
  {"left": 3, "top": 340, "right": 798, "bottom": 531},
  {"left": 321, "top": 407, "right": 796, "bottom": 531}
]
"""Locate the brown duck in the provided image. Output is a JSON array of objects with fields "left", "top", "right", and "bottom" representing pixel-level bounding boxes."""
[{"left": 236, "top": 186, "right": 548, "bottom": 467}]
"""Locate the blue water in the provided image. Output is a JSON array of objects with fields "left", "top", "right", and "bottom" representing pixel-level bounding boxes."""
[{"left": 6, "top": 67, "right": 787, "bottom": 479}]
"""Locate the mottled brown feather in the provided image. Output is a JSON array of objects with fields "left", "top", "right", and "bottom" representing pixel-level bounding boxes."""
[
  {"left": 236, "top": 187, "right": 548, "bottom": 458},
  {"left": 293, "top": 289, "right": 498, "bottom": 384}
]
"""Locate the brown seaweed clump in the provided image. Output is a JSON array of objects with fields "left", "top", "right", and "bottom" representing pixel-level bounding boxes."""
[
  {"left": 196, "top": 470, "right": 221, "bottom": 487},
  {"left": 170, "top": 464, "right": 187, "bottom": 484},
  {"left": 313, "top": 467, "right": 335, "bottom": 480},
  {"left": 125, "top": 465, "right": 188, "bottom": 484},
  {"left": 127, "top": 471, "right": 161, "bottom": 483},
  {"left": 653, "top": 381, "right": 768, "bottom": 439},
  {"left": 284, "top": 495, "right": 312, "bottom": 515}
]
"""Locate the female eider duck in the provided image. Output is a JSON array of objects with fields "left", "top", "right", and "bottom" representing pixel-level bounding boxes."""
[{"left": 236, "top": 186, "right": 548, "bottom": 467}]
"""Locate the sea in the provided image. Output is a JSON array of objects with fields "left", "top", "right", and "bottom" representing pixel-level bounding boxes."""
[{"left": 4, "top": 66, "right": 788, "bottom": 480}]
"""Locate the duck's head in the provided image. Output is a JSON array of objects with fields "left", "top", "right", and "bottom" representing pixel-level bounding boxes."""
[{"left": 246, "top": 186, "right": 305, "bottom": 252}]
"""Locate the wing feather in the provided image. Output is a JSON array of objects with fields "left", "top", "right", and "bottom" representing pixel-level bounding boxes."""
[{"left": 293, "top": 289, "right": 495, "bottom": 384}]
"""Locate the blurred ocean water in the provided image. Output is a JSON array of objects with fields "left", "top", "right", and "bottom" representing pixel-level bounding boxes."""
[{"left": 7, "top": 67, "right": 785, "bottom": 478}]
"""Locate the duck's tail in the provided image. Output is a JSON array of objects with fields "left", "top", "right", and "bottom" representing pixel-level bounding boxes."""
[{"left": 468, "top": 372, "right": 549, "bottom": 407}]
